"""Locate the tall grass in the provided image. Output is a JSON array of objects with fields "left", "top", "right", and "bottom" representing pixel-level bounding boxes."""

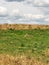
[{"left": 0, "top": 29, "right": 49, "bottom": 65}]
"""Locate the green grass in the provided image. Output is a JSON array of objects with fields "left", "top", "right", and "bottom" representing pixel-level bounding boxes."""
[{"left": 0, "top": 29, "right": 49, "bottom": 63}]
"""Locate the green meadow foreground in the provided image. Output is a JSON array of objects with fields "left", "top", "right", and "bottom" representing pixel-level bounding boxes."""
[{"left": 0, "top": 29, "right": 49, "bottom": 65}]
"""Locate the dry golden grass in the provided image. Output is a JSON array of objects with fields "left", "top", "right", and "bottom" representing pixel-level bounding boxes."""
[
  {"left": 0, "top": 24, "right": 49, "bottom": 30},
  {"left": 0, "top": 54, "right": 49, "bottom": 65}
]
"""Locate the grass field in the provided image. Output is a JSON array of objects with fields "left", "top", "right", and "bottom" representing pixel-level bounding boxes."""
[{"left": 0, "top": 29, "right": 49, "bottom": 65}]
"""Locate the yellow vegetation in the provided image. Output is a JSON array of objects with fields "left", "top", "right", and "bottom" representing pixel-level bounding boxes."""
[
  {"left": 0, "top": 54, "right": 48, "bottom": 65},
  {"left": 0, "top": 24, "right": 49, "bottom": 30}
]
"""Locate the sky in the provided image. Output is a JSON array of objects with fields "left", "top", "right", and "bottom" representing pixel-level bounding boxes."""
[{"left": 0, "top": 0, "right": 49, "bottom": 24}]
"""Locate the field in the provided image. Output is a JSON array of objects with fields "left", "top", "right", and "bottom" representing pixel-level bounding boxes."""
[
  {"left": 0, "top": 24, "right": 49, "bottom": 30},
  {"left": 0, "top": 29, "right": 49, "bottom": 65}
]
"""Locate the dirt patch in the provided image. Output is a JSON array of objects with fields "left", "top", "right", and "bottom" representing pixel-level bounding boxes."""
[{"left": 0, "top": 54, "right": 48, "bottom": 65}]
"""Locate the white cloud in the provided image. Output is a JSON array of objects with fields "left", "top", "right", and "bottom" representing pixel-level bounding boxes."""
[
  {"left": 38, "top": 0, "right": 49, "bottom": 5},
  {"left": 32, "top": 15, "right": 45, "bottom": 19},
  {"left": 0, "top": 0, "right": 49, "bottom": 24},
  {"left": 45, "top": 18, "right": 49, "bottom": 22},
  {"left": 37, "top": 0, "right": 49, "bottom": 6},
  {"left": 26, "top": 0, "right": 49, "bottom": 7},
  {"left": 10, "top": 9, "right": 20, "bottom": 16},
  {"left": 0, "top": 6, "right": 7, "bottom": 15},
  {"left": 24, "top": 14, "right": 45, "bottom": 19}
]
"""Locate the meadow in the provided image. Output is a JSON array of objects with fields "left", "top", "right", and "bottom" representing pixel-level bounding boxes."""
[{"left": 0, "top": 29, "right": 49, "bottom": 65}]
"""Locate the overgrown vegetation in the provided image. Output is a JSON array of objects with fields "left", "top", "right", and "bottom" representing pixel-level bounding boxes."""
[{"left": 0, "top": 29, "right": 49, "bottom": 64}]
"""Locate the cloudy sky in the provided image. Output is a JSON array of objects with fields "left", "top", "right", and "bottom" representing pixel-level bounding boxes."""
[{"left": 0, "top": 0, "right": 49, "bottom": 24}]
